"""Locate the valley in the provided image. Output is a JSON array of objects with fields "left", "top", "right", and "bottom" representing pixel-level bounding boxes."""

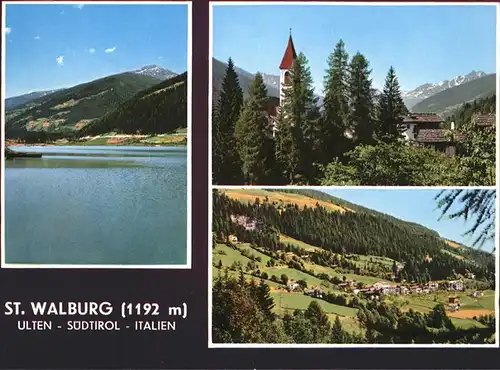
[
  {"left": 5, "top": 66, "right": 187, "bottom": 146},
  {"left": 212, "top": 189, "right": 496, "bottom": 344}
]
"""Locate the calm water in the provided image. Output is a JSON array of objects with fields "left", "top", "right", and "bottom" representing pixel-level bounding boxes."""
[{"left": 5, "top": 145, "right": 187, "bottom": 265}]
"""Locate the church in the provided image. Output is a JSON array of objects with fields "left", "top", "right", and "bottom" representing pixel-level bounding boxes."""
[
  {"left": 267, "top": 30, "right": 297, "bottom": 137},
  {"left": 267, "top": 32, "right": 495, "bottom": 157}
]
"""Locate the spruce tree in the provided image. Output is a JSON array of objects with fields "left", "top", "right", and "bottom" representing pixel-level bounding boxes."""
[
  {"left": 276, "top": 52, "right": 320, "bottom": 184},
  {"left": 376, "top": 66, "right": 407, "bottom": 143},
  {"left": 212, "top": 58, "right": 243, "bottom": 184},
  {"left": 331, "top": 315, "right": 346, "bottom": 343},
  {"left": 348, "top": 53, "right": 375, "bottom": 145},
  {"left": 435, "top": 189, "right": 496, "bottom": 248},
  {"left": 234, "top": 73, "right": 275, "bottom": 184},
  {"left": 322, "top": 39, "right": 351, "bottom": 163}
]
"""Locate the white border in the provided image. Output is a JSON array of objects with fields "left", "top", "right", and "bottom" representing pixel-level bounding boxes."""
[
  {"left": 1, "top": 0, "right": 192, "bottom": 269},
  {"left": 208, "top": 1, "right": 499, "bottom": 348}
]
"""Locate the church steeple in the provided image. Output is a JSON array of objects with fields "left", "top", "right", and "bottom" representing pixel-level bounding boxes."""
[
  {"left": 278, "top": 30, "right": 297, "bottom": 109},
  {"left": 279, "top": 29, "right": 297, "bottom": 70}
]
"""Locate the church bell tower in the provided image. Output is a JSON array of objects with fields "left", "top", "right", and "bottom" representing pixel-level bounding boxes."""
[{"left": 278, "top": 29, "right": 297, "bottom": 107}]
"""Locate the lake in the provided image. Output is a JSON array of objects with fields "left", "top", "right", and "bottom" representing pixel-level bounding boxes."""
[{"left": 4, "top": 145, "right": 187, "bottom": 266}]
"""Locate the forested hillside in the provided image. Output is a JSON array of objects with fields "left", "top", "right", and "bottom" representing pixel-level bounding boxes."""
[
  {"left": 79, "top": 72, "right": 187, "bottom": 136},
  {"left": 213, "top": 190, "right": 495, "bottom": 282},
  {"left": 444, "top": 95, "right": 496, "bottom": 129},
  {"left": 271, "top": 189, "right": 440, "bottom": 238},
  {"left": 5, "top": 72, "right": 161, "bottom": 138}
]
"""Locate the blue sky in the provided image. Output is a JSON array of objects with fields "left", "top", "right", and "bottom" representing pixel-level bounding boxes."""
[
  {"left": 324, "top": 189, "right": 496, "bottom": 252},
  {"left": 4, "top": 3, "right": 188, "bottom": 98},
  {"left": 213, "top": 4, "right": 497, "bottom": 93}
]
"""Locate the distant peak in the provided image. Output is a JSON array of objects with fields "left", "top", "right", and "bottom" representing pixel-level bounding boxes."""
[{"left": 131, "top": 64, "right": 177, "bottom": 80}]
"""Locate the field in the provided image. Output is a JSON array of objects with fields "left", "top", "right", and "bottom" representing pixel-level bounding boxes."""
[
  {"left": 444, "top": 239, "right": 464, "bottom": 250},
  {"left": 270, "top": 291, "right": 363, "bottom": 333},
  {"left": 222, "top": 189, "right": 352, "bottom": 213},
  {"left": 441, "top": 248, "right": 465, "bottom": 260},
  {"left": 72, "top": 128, "right": 187, "bottom": 146},
  {"left": 388, "top": 290, "right": 495, "bottom": 319}
]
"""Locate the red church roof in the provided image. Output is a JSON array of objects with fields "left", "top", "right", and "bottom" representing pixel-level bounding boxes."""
[{"left": 279, "top": 33, "right": 297, "bottom": 70}]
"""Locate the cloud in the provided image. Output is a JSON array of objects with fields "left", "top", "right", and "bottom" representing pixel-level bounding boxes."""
[
  {"left": 34, "top": 35, "right": 40, "bottom": 40},
  {"left": 56, "top": 56, "right": 64, "bottom": 66},
  {"left": 158, "top": 56, "right": 164, "bottom": 60},
  {"left": 73, "top": 4, "right": 84, "bottom": 9},
  {"left": 104, "top": 47, "right": 116, "bottom": 53},
  {"left": 88, "top": 48, "right": 96, "bottom": 54},
  {"left": 5, "top": 27, "right": 11, "bottom": 35}
]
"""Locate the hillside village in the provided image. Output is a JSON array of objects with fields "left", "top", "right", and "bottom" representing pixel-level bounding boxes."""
[
  {"left": 212, "top": 189, "right": 496, "bottom": 344},
  {"left": 226, "top": 222, "right": 483, "bottom": 313}
]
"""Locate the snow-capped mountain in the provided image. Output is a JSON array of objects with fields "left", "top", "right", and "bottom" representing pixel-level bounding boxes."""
[
  {"left": 402, "top": 71, "right": 487, "bottom": 109},
  {"left": 132, "top": 65, "right": 177, "bottom": 81}
]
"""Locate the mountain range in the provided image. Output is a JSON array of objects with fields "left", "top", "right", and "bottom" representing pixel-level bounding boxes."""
[
  {"left": 5, "top": 65, "right": 176, "bottom": 111},
  {"left": 212, "top": 57, "right": 494, "bottom": 117},
  {"left": 402, "top": 71, "right": 489, "bottom": 109},
  {"left": 4, "top": 65, "right": 185, "bottom": 139}
]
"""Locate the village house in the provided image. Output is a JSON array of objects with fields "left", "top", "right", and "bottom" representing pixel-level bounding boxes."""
[
  {"left": 373, "top": 281, "right": 392, "bottom": 290},
  {"left": 412, "top": 112, "right": 495, "bottom": 157},
  {"left": 449, "top": 280, "right": 465, "bottom": 291},
  {"left": 403, "top": 113, "right": 443, "bottom": 141},
  {"left": 428, "top": 281, "right": 439, "bottom": 291},
  {"left": 287, "top": 280, "right": 300, "bottom": 291},
  {"left": 471, "top": 113, "right": 495, "bottom": 128},
  {"left": 228, "top": 235, "right": 238, "bottom": 243},
  {"left": 470, "top": 291, "right": 484, "bottom": 298},
  {"left": 410, "top": 286, "right": 423, "bottom": 294},
  {"left": 339, "top": 279, "right": 357, "bottom": 291},
  {"left": 230, "top": 214, "right": 261, "bottom": 231},
  {"left": 448, "top": 296, "right": 461, "bottom": 311},
  {"left": 305, "top": 288, "right": 323, "bottom": 299},
  {"left": 381, "top": 286, "right": 399, "bottom": 295}
]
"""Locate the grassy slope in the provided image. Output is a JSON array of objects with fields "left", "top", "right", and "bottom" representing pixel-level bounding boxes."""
[{"left": 222, "top": 189, "right": 352, "bottom": 213}]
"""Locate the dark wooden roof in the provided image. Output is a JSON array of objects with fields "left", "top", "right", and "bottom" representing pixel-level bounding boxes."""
[
  {"left": 279, "top": 34, "right": 297, "bottom": 70},
  {"left": 403, "top": 113, "right": 443, "bottom": 124},
  {"left": 415, "top": 129, "right": 450, "bottom": 143},
  {"left": 472, "top": 113, "right": 495, "bottom": 127}
]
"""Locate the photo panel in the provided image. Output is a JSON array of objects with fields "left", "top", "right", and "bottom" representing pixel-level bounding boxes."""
[
  {"left": 210, "top": 2, "right": 497, "bottom": 187},
  {"left": 2, "top": 1, "right": 192, "bottom": 268},
  {"left": 209, "top": 186, "right": 498, "bottom": 347}
]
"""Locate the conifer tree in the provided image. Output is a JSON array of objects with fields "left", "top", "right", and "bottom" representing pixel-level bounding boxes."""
[
  {"left": 376, "top": 66, "right": 407, "bottom": 143},
  {"left": 322, "top": 39, "right": 351, "bottom": 162},
  {"left": 234, "top": 73, "right": 275, "bottom": 184},
  {"left": 435, "top": 189, "right": 496, "bottom": 248},
  {"left": 348, "top": 53, "right": 375, "bottom": 145},
  {"left": 212, "top": 58, "right": 243, "bottom": 184},
  {"left": 331, "top": 315, "right": 347, "bottom": 343},
  {"left": 276, "top": 53, "right": 320, "bottom": 184}
]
